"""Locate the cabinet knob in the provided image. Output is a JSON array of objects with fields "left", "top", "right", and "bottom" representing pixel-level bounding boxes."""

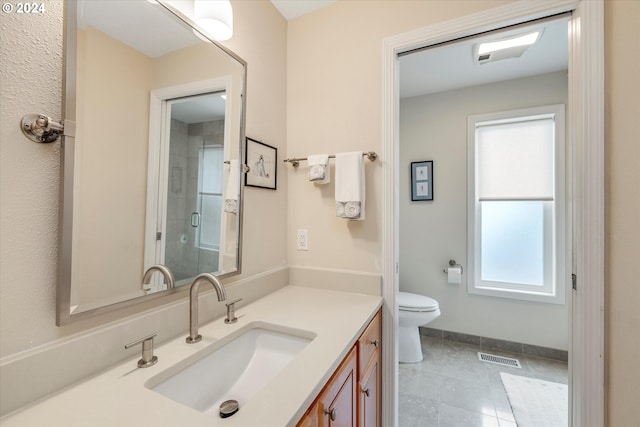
[
  {"left": 324, "top": 407, "right": 338, "bottom": 421},
  {"left": 371, "top": 339, "right": 380, "bottom": 348},
  {"left": 362, "top": 388, "right": 370, "bottom": 397}
]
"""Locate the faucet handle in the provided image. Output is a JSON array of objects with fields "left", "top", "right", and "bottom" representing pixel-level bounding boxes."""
[
  {"left": 225, "top": 298, "right": 242, "bottom": 324},
  {"left": 125, "top": 333, "right": 158, "bottom": 368}
]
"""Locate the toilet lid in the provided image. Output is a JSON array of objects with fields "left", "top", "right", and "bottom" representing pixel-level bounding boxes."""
[{"left": 398, "top": 292, "right": 439, "bottom": 311}]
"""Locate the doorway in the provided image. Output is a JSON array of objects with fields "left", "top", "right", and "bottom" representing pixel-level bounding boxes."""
[
  {"left": 381, "top": 1, "right": 604, "bottom": 426},
  {"left": 397, "top": 15, "right": 570, "bottom": 426},
  {"left": 142, "top": 76, "right": 234, "bottom": 292}
]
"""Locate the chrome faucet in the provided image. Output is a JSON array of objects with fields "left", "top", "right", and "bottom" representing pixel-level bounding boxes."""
[
  {"left": 186, "top": 273, "right": 227, "bottom": 344},
  {"left": 142, "top": 264, "right": 176, "bottom": 290}
]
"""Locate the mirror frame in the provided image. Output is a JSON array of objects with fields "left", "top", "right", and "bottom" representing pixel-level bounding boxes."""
[{"left": 57, "top": 0, "right": 247, "bottom": 325}]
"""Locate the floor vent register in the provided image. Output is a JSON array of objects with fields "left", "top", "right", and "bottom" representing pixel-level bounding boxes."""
[{"left": 478, "top": 352, "right": 522, "bottom": 368}]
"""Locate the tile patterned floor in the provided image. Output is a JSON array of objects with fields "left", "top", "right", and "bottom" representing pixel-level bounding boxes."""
[{"left": 399, "top": 335, "right": 568, "bottom": 427}]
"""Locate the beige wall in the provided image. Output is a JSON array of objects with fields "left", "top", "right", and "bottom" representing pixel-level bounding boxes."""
[
  {"left": 1, "top": 1, "right": 66, "bottom": 356},
  {"left": 0, "top": 0, "right": 637, "bottom": 424},
  {"left": 224, "top": 0, "right": 289, "bottom": 277},
  {"left": 286, "top": 0, "right": 510, "bottom": 273},
  {"left": 286, "top": 0, "right": 639, "bottom": 424},
  {"left": 604, "top": 1, "right": 640, "bottom": 425},
  {"left": 73, "top": 26, "right": 151, "bottom": 308},
  {"left": 400, "top": 72, "right": 569, "bottom": 350},
  {"left": 0, "top": 0, "right": 287, "bottom": 357}
]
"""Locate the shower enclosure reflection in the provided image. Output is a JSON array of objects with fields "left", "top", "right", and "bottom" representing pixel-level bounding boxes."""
[{"left": 155, "top": 93, "right": 227, "bottom": 287}]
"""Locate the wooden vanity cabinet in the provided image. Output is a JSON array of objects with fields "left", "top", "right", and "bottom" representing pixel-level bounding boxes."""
[
  {"left": 297, "top": 310, "right": 381, "bottom": 427},
  {"left": 357, "top": 310, "right": 381, "bottom": 427}
]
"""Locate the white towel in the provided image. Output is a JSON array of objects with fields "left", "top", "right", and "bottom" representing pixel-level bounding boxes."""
[
  {"left": 224, "top": 159, "right": 239, "bottom": 214},
  {"left": 335, "top": 151, "right": 365, "bottom": 220},
  {"left": 308, "top": 154, "right": 330, "bottom": 184}
]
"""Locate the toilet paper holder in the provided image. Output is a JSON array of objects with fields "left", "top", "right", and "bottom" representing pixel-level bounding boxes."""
[{"left": 443, "top": 259, "right": 463, "bottom": 274}]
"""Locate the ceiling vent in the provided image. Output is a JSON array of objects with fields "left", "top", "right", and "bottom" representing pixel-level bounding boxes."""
[{"left": 473, "top": 30, "right": 543, "bottom": 65}]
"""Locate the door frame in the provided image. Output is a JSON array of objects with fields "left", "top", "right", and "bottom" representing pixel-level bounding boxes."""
[
  {"left": 381, "top": 1, "right": 604, "bottom": 426},
  {"left": 144, "top": 77, "right": 233, "bottom": 278}
]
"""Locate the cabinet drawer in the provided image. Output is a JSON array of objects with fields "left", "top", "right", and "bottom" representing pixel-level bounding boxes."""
[{"left": 357, "top": 311, "right": 381, "bottom": 377}]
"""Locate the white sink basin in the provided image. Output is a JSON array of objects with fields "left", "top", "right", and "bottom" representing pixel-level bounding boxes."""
[{"left": 145, "top": 323, "right": 315, "bottom": 417}]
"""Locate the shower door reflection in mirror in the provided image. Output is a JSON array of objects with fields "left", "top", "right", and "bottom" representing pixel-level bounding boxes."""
[{"left": 144, "top": 92, "right": 229, "bottom": 291}]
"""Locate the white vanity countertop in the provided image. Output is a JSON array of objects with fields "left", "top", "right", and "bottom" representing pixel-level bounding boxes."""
[{"left": 1, "top": 286, "right": 383, "bottom": 427}]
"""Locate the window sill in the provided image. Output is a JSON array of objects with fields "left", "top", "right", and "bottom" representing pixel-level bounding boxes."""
[{"left": 468, "top": 284, "right": 566, "bottom": 305}]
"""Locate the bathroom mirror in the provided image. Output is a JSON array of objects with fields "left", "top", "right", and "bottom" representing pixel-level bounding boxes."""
[{"left": 57, "top": 0, "right": 246, "bottom": 325}]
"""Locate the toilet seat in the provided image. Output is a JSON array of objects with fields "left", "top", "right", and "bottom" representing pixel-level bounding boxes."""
[{"left": 398, "top": 292, "right": 439, "bottom": 312}]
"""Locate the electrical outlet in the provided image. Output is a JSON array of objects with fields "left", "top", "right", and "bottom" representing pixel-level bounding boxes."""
[{"left": 297, "top": 229, "right": 309, "bottom": 251}]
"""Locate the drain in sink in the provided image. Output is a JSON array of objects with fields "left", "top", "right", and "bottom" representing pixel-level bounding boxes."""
[{"left": 219, "top": 399, "right": 239, "bottom": 418}]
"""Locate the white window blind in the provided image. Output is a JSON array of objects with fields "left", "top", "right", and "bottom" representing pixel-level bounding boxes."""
[
  {"left": 476, "top": 116, "right": 555, "bottom": 201},
  {"left": 467, "top": 105, "right": 566, "bottom": 304}
]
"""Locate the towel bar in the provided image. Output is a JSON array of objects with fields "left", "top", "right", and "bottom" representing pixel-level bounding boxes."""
[{"left": 283, "top": 151, "right": 377, "bottom": 167}]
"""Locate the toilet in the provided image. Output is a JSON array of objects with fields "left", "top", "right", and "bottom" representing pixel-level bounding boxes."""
[{"left": 398, "top": 292, "right": 441, "bottom": 363}]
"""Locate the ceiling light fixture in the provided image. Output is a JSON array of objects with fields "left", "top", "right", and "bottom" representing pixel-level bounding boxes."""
[
  {"left": 473, "top": 30, "right": 542, "bottom": 64},
  {"left": 478, "top": 31, "right": 540, "bottom": 55},
  {"left": 193, "top": 0, "right": 233, "bottom": 41}
]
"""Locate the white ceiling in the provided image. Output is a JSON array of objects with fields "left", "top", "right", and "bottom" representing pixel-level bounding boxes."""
[
  {"left": 171, "top": 93, "right": 227, "bottom": 123},
  {"left": 79, "top": 0, "right": 199, "bottom": 58},
  {"left": 270, "top": 0, "right": 338, "bottom": 20},
  {"left": 399, "top": 18, "right": 569, "bottom": 98}
]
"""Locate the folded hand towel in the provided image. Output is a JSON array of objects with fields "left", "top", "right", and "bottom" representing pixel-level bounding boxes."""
[
  {"left": 224, "top": 159, "right": 239, "bottom": 214},
  {"left": 308, "top": 154, "right": 330, "bottom": 184},
  {"left": 335, "top": 151, "right": 365, "bottom": 220}
]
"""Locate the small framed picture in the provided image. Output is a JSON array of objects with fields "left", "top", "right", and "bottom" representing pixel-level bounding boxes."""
[
  {"left": 245, "top": 137, "right": 277, "bottom": 190},
  {"left": 411, "top": 161, "right": 433, "bottom": 201}
]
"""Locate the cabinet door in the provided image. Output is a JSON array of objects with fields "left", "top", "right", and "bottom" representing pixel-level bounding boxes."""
[
  {"left": 298, "top": 408, "right": 318, "bottom": 427},
  {"left": 319, "top": 347, "right": 357, "bottom": 427},
  {"left": 358, "top": 311, "right": 381, "bottom": 379},
  {"left": 358, "top": 351, "right": 380, "bottom": 427}
]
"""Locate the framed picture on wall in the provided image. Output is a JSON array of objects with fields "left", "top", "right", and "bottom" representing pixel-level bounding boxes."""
[
  {"left": 245, "top": 137, "right": 277, "bottom": 190},
  {"left": 411, "top": 161, "right": 433, "bottom": 201}
]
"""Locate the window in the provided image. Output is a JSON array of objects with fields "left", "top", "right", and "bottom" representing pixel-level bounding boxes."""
[
  {"left": 196, "top": 146, "right": 223, "bottom": 251},
  {"left": 467, "top": 105, "right": 566, "bottom": 303}
]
